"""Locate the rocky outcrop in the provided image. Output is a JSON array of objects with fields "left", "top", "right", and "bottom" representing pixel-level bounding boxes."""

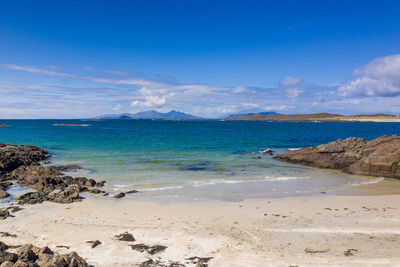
[
  {"left": 274, "top": 135, "right": 400, "bottom": 178},
  {"left": 0, "top": 144, "right": 49, "bottom": 173},
  {"left": 0, "top": 242, "right": 89, "bottom": 267},
  {"left": 0, "top": 143, "right": 106, "bottom": 208}
]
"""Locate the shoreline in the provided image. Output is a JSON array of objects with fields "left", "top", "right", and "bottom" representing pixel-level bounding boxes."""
[{"left": 2, "top": 194, "right": 400, "bottom": 266}]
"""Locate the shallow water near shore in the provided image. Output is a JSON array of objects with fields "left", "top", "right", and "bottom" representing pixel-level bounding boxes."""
[{"left": 1, "top": 120, "right": 400, "bottom": 201}]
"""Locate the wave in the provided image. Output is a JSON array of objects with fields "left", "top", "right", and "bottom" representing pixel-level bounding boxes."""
[
  {"left": 349, "top": 177, "right": 384, "bottom": 186},
  {"left": 288, "top": 148, "right": 301, "bottom": 151},
  {"left": 110, "top": 175, "right": 307, "bottom": 192}
]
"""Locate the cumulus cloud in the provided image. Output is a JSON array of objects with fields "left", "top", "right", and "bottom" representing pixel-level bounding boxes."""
[{"left": 337, "top": 54, "right": 400, "bottom": 97}]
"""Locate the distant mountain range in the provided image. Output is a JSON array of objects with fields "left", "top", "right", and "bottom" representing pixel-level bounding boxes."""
[
  {"left": 226, "top": 111, "right": 279, "bottom": 118},
  {"left": 93, "top": 110, "right": 202, "bottom": 120}
]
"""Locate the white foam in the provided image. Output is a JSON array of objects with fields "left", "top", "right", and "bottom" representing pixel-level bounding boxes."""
[
  {"left": 349, "top": 177, "right": 384, "bottom": 186},
  {"left": 288, "top": 148, "right": 301, "bottom": 151}
]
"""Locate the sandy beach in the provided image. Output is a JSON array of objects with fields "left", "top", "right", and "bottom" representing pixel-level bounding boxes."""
[{"left": 2, "top": 193, "right": 400, "bottom": 267}]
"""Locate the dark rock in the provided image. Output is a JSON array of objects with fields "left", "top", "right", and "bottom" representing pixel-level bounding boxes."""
[
  {"left": 19, "top": 249, "right": 38, "bottom": 262},
  {"left": 125, "top": 190, "right": 139, "bottom": 194},
  {"left": 130, "top": 244, "right": 167, "bottom": 255},
  {"left": 130, "top": 244, "right": 149, "bottom": 253},
  {"left": 0, "top": 144, "right": 49, "bottom": 173},
  {"left": 0, "top": 251, "right": 18, "bottom": 263},
  {"left": 147, "top": 245, "right": 167, "bottom": 255},
  {"left": 0, "top": 209, "right": 10, "bottom": 220},
  {"left": 274, "top": 135, "right": 400, "bottom": 178},
  {"left": 89, "top": 189, "right": 105, "bottom": 194},
  {"left": 17, "top": 244, "right": 40, "bottom": 257},
  {"left": 0, "top": 232, "right": 17, "bottom": 238},
  {"left": 115, "top": 232, "right": 135, "bottom": 241},
  {"left": 0, "top": 189, "right": 9, "bottom": 199},
  {"left": 54, "top": 164, "right": 82, "bottom": 172},
  {"left": 62, "top": 251, "right": 89, "bottom": 267},
  {"left": 0, "top": 241, "right": 8, "bottom": 252},
  {"left": 113, "top": 192, "right": 125, "bottom": 199},
  {"left": 0, "top": 261, "right": 15, "bottom": 267},
  {"left": 86, "top": 240, "right": 101, "bottom": 249},
  {"left": 11, "top": 206, "right": 23, "bottom": 213}
]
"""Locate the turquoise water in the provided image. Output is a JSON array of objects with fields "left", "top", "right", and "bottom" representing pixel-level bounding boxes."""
[{"left": 1, "top": 120, "right": 400, "bottom": 201}]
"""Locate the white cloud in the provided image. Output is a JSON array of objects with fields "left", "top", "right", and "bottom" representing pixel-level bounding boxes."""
[
  {"left": 338, "top": 54, "right": 400, "bottom": 97},
  {"left": 286, "top": 88, "right": 304, "bottom": 99},
  {"left": 113, "top": 104, "right": 123, "bottom": 111},
  {"left": 131, "top": 95, "right": 166, "bottom": 108},
  {"left": 279, "top": 76, "right": 302, "bottom": 87}
]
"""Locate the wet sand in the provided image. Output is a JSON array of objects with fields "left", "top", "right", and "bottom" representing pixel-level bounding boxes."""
[{"left": 1, "top": 194, "right": 400, "bottom": 266}]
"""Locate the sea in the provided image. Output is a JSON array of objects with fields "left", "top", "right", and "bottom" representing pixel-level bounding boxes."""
[{"left": 1, "top": 120, "right": 400, "bottom": 202}]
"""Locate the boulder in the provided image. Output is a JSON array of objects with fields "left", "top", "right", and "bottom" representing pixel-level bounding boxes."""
[
  {"left": 274, "top": 135, "right": 400, "bottom": 178},
  {"left": 0, "top": 209, "right": 10, "bottom": 220}
]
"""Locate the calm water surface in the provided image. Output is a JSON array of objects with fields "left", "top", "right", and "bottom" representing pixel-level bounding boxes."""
[{"left": 1, "top": 120, "right": 400, "bottom": 201}]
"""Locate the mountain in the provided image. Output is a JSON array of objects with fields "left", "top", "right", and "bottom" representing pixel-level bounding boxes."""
[
  {"left": 227, "top": 111, "right": 279, "bottom": 118},
  {"left": 94, "top": 110, "right": 202, "bottom": 120}
]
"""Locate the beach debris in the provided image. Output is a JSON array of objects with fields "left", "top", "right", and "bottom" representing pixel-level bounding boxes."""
[
  {"left": 113, "top": 192, "right": 126, "bottom": 199},
  {"left": 130, "top": 244, "right": 167, "bottom": 255},
  {"left": 305, "top": 248, "right": 329, "bottom": 254},
  {"left": 86, "top": 240, "right": 102, "bottom": 249},
  {"left": 344, "top": 248, "right": 358, "bottom": 256},
  {"left": 0, "top": 232, "right": 17, "bottom": 238},
  {"left": 274, "top": 135, "right": 400, "bottom": 179},
  {"left": 115, "top": 232, "right": 135, "bottom": 242}
]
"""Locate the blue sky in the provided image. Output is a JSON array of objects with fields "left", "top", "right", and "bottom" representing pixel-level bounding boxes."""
[{"left": 1, "top": 0, "right": 400, "bottom": 118}]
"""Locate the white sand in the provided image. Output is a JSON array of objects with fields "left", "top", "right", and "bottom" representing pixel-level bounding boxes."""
[{"left": 1, "top": 194, "right": 400, "bottom": 266}]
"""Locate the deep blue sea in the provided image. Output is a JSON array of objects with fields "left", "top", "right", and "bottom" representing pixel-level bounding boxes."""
[{"left": 1, "top": 120, "right": 400, "bottom": 201}]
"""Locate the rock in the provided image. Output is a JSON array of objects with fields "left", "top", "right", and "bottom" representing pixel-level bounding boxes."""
[
  {"left": 54, "top": 164, "right": 82, "bottom": 172},
  {"left": 147, "top": 245, "right": 167, "bottom": 255},
  {"left": 11, "top": 206, "right": 23, "bottom": 213},
  {"left": 125, "top": 190, "right": 139, "bottom": 194},
  {"left": 89, "top": 189, "right": 105, "bottom": 194},
  {"left": 130, "top": 244, "right": 167, "bottom": 255},
  {"left": 86, "top": 240, "right": 101, "bottom": 249},
  {"left": 0, "top": 144, "right": 49, "bottom": 172},
  {"left": 113, "top": 192, "right": 125, "bottom": 199},
  {"left": 0, "top": 209, "right": 10, "bottom": 220},
  {"left": 130, "top": 244, "right": 149, "bottom": 253},
  {"left": 17, "top": 244, "right": 40, "bottom": 258},
  {"left": 0, "top": 241, "right": 9, "bottom": 252},
  {"left": 259, "top": 149, "right": 274, "bottom": 155},
  {"left": 0, "top": 232, "right": 17, "bottom": 238},
  {"left": 62, "top": 251, "right": 89, "bottom": 267},
  {"left": 19, "top": 249, "right": 38, "bottom": 262},
  {"left": 274, "top": 135, "right": 400, "bottom": 178},
  {"left": 115, "top": 232, "right": 135, "bottom": 241},
  {"left": 0, "top": 261, "right": 15, "bottom": 267},
  {"left": 0, "top": 189, "right": 9, "bottom": 199}
]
